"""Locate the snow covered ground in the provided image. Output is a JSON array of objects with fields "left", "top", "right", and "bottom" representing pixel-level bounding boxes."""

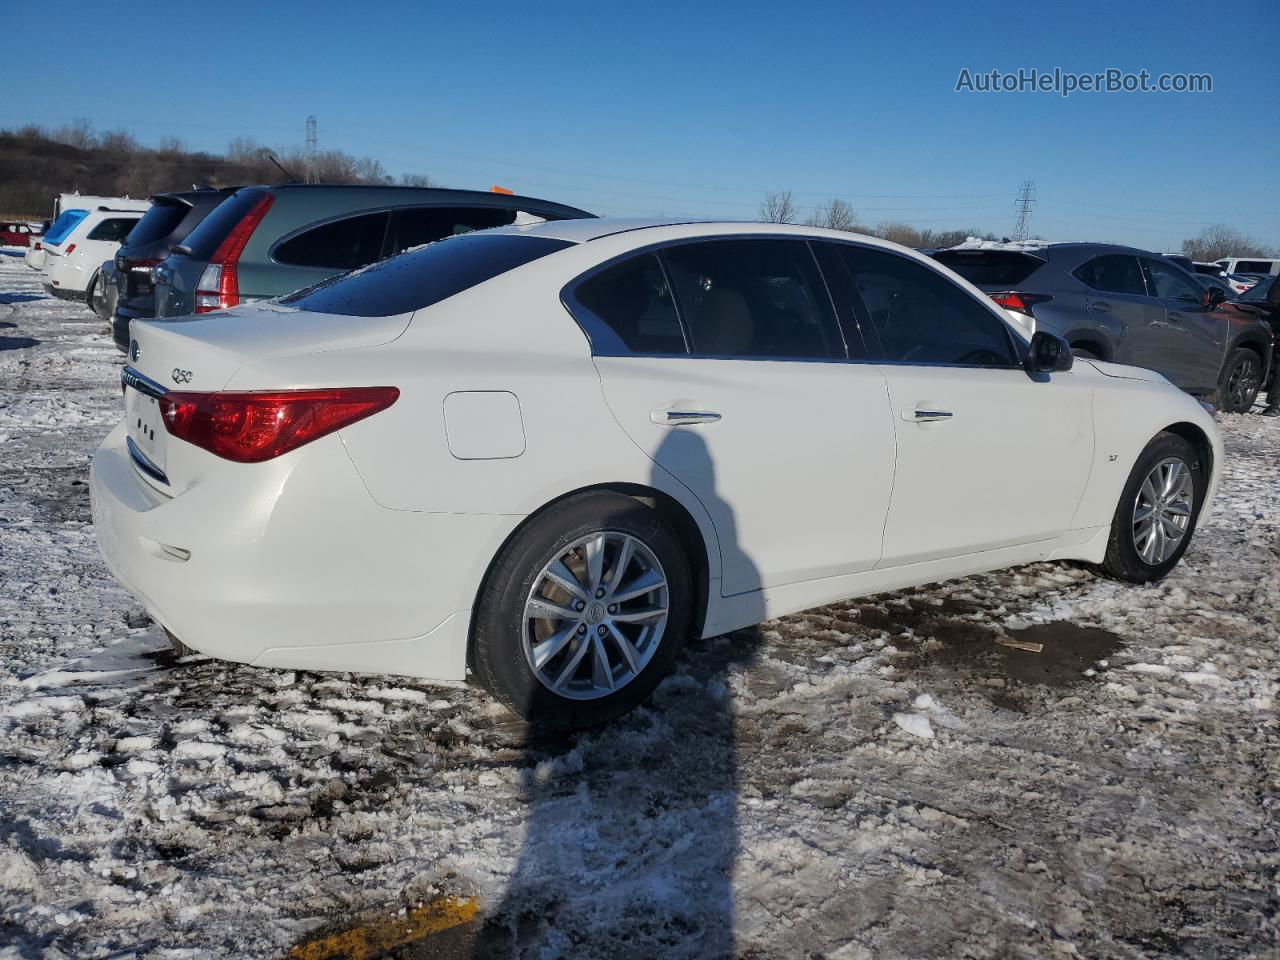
[{"left": 0, "top": 251, "right": 1276, "bottom": 959}]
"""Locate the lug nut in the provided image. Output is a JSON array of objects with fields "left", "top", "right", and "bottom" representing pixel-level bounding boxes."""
[
  {"left": 595, "top": 589, "right": 605, "bottom": 599},
  {"left": 578, "top": 624, "right": 586, "bottom": 634},
  {"left": 597, "top": 625, "right": 607, "bottom": 636},
  {"left": 608, "top": 604, "right": 617, "bottom": 614},
  {"left": 575, "top": 600, "right": 585, "bottom": 612}
]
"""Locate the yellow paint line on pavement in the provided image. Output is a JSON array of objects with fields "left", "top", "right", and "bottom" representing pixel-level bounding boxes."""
[{"left": 288, "top": 895, "right": 479, "bottom": 960}]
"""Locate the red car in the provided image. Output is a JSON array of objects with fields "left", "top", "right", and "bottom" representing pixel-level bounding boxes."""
[{"left": 0, "top": 221, "right": 40, "bottom": 247}]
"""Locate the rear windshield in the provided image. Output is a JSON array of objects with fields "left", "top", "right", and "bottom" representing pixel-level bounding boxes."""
[
  {"left": 178, "top": 188, "right": 268, "bottom": 261},
  {"left": 1236, "top": 276, "right": 1274, "bottom": 302},
  {"left": 45, "top": 209, "right": 88, "bottom": 245},
  {"left": 124, "top": 201, "right": 190, "bottom": 248},
  {"left": 932, "top": 250, "right": 1045, "bottom": 288},
  {"left": 281, "top": 234, "right": 573, "bottom": 317}
]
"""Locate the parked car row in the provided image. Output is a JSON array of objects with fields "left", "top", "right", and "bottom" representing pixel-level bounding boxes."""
[
  {"left": 25, "top": 196, "right": 150, "bottom": 301},
  {"left": 0, "top": 220, "right": 41, "bottom": 247},
  {"left": 932, "top": 242, "right": 1274, "bottom": 413}
]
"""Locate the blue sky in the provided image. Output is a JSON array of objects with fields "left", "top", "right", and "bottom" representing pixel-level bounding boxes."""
[{"left": 5, "top": 0, "right": 1278, "bottom": 252}]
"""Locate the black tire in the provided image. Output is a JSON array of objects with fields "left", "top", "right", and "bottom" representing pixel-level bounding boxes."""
[
  {"left": 1217, "top": 347, "right": 1263, "bottom": 413},
  {"left": 471, "top": 491, "right": 692, "bottom": 730},
  {"left": 1071, "top": 344, "right": 1102, "bottom": 361},
  {"left": 1098, "top": 431, "right": 1205, "bottom": 583}
]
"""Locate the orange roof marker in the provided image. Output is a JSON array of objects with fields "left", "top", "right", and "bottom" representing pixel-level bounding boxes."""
[{"left": 490, "top": 185, "right": 514, "bottom": 195}]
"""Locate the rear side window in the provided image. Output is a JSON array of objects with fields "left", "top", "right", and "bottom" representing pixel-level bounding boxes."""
[
  {"left": 391, "top": 206, "right": 518, "bottom": 253},
  {"left": 662, "top": 239, "right": 843, "bottom": 359},
  {"left": 1235, "top": 260, "right": 1275, "bottom": 274},
  {"left": 840, "top": 246, "right": 1018, "bottom": 366},
  {"left": 45, "top": 209, "right": 87, "bottom": 244},
  {"left": 572, "top": 253, "right": 686, "bottom": 354},
  {"left": 931, "top": 250, "right": 1044, "bottom": 287},
  {"left": 281, "top": 234, "right": 572, "bottom": 317},
  {"left": 274, "top": 212, "right": 390, "bottom": 270},
  {"left": 86, "top": 217, "right": 138, "bottom": 242},
  {"left": 180, "top": 189, "right": 270, "bottom": 260},
  {"left": 1142, "top": 258, "right": 1203, "bottom": 304},
  {"left": 123, "top": 202, "right": 189, "bottom": 247},
  {"left": 1073, "top": 255, "right": 1147, "bottom": 296}
]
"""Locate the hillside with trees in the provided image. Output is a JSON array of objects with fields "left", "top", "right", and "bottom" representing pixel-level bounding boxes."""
[{"left": 0, "top": 121, "right": 432, "bottom": 219}]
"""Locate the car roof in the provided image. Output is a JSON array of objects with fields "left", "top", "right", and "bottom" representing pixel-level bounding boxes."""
[{"left": 259, "top": 183, "right": 594, "bottom": 218}]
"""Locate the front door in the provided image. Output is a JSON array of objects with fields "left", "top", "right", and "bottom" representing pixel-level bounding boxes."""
[
  {"left": 824, "top": 241, "right": 1094, "bottom": 566},
  {"left": 574, "top": 239, "right": 896, "bottom": 596},
  {"left": 1141, "top": 256, "right": 1227, "bottom": 391}
]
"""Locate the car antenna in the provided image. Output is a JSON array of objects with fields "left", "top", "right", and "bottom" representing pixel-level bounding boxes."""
[{"left": 267, "top": 154, "right": 300, "bottom": 183}]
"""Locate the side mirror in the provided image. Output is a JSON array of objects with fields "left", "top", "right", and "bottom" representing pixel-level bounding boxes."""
[
  {"left": 1204, "top": 286, "right": 1226, "bottom": 306},
  {"left": 1026, "top": 331, "right": 1073, "bottom": 374}
]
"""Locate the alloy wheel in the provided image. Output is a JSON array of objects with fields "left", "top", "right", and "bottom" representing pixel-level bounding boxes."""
[
  {"left": 1132, "top": 456, "right": 1194, "bottom": 565},
  {"left": 1227, "top": 355, "right": 1260, "bottom": 411},
  {"left": 523, "top": 531, "right": 669, "bottom": 700}
]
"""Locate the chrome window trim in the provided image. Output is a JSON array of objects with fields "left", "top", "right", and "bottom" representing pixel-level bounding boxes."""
[
  {"left": 561, "top": 231, "right": 1030, "bottom": 368},
  {"left": 561, "top": 233, "right": 855, "bottom": 363},
  {"left": 121, "top": 366, "right": 169, "bottom": 399}
]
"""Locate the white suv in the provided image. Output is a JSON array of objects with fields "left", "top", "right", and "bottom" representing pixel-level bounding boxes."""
[
  {"left": 41, "top": 201, "right": 149, "bottom": 302},
  {"left": 1215, "top": 257, "right": 1280, "bottom": 278}
]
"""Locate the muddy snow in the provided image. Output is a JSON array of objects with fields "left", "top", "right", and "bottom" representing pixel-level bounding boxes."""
[{"left": 0, "top": 252, "right": 1276, "bottom": 959}]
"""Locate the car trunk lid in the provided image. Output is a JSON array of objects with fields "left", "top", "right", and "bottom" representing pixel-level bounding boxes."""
[{"left": 122, "top": 302, "right": 412, "bottom": 493}]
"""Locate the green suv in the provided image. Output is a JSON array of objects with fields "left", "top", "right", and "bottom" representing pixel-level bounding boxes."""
[{"left": 152, "top": 184, "right": 593, "bottom": 318}]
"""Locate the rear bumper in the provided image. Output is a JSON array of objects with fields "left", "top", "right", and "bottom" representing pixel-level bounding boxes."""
[
  {"left": 90, "top": 422, "right": 520, "bottom": 681},
  {"left": 42, "top": 282, "right": 87, "bottom": 302}
]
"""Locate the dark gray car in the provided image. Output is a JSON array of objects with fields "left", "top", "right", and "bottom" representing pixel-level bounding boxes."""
[
  {"left": 153, "top": 184, "right": 593, "bottom": 320},
  {"left": 933, "top": 243, "right": 1273, "bottom": 412}
]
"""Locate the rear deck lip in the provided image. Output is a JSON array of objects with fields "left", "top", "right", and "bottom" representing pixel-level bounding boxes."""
[{"left": 125, "top": 435, "right": 170, "bottom": 486}]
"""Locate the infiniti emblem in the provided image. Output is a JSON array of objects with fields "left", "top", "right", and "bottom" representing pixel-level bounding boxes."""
[
  {"left": 129, "top": 340, "right": 140, "bottom": 361},
  {"left": 172, "top": 368, "right": 193, "bottom": 384},
  {"left": 586, "top": 602, "right": 607, "bottom": 624}
]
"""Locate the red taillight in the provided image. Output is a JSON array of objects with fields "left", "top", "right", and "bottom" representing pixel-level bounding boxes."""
[
  {"left": 194, "top": 194, "right": 274, "bottom": 314},
  {"left": 158, "top": 386, "right": 398, "bottom": 463},
  {"left": 33, "top": 241, "right": 42, "bottom": 251},
  {"left": 64, "top": 243, "right": 76, "bottom": 255},
  {"left": 990, "top": 291, "right": 1052, "bottom": 316},
  {"left": 128, "top": 258, "right": 162, "bottom": 273}
]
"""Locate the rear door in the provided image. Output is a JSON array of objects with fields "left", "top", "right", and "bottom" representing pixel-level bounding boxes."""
[
  {"left": 832, "top": 243, "right": 1093, "bottom": 566},
  {"left": 1141, "top": 257, "right": 1226, "bottom": 390},
  {"left": 578, "top": 238, "right": 896, "bottom": 596},
  {"left": 1073, "top": 254, "right": 1167, "bottom": 369}
]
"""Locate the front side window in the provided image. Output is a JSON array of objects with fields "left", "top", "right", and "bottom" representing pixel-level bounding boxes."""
[
  {"left": 661, "top": 239, "right": 843, "bottom": 359},
  {"left": 572, "top": 253, "right": 685, "bottom": 354},
  {"left": 839, "top": 245, "right": 1018, "bottom": 366},
  {"left": 281, "top": 234, "right": 572, "bottom": 317},
  {"left": 1142, "top": 258, "right": 1202, "bottom": 304},
  {"left": 1073, "top": 255, "right": 1147, "bottom": 296},
  {"left": 274, "top": 212, "right": 391, "bottom": 270},
  {"left": 87, "top": 217, "right": 138, "bottom": 242}
]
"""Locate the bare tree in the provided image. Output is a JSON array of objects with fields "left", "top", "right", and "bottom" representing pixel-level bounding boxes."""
[
  {"left": 400, "top": 172, "right": 434, "bottom": 187},
  {"left": 98, "top": 129, "right": 139, "bottom": 156},
  {"left": 873, "top": 221, "right": 924, "bottom": 246},
  {"left": 759, "top": 190, "right": 798, "bottom": 223},
  {"left": 52, "top": 117, "right": 96, "bottom": 150},
  {"left": 156, "top": 136, "right": 186, "bottom": 156},
  {"left": 805, "top": 198, "right": 859, "bottom": 232},
  {"left": 1183, "top": 224, "right": 1274, "bottom": 262}
]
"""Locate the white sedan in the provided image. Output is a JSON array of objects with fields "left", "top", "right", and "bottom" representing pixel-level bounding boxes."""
[{"left": 90, "top": 220, "right": 1222, "bottom": 728}]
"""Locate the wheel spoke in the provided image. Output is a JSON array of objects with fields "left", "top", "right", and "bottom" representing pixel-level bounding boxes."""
[
  {"left": 531, "top": 623, "right": 579, "bottom": 671},
  {"left": 1133, "top": 504, "right": 1155, "bottom": 524},
  {"left": 607, "top": 537, "right": 634, "bottom": 591},
  {"left": 544, "top": 560, "right": 589, "bottom": 602},
  {"left": 610, "top": 568, "right": 665, "bottom": 603},
  {"left": 553, "top": 636, "right": 592, "bottom": 690},
  {"left": 611, "top": 605, "right": 667, "bottom": 623},
  {"left": 1140, "top": 477, "right": 1158, "bottom": 506},
  {"left": 583, "top": 534, "right": 606, "bottom": 593},
  {"left": 526, "top": 597, "right": 579, "bottom": 622},
  {"left": 1164, "top": 501, "right": 1191, "bottom": 517},
  {"left": 607, "top": 623, "right": 639, "bottom": 673},
  {"left": 590, "top": 635, "right": 614, "bottom": 690}
]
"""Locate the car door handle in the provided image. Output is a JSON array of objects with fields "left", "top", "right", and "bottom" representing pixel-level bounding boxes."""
[
  {"left": 1091, "top": 301, "right": 1111, "bottom": 312},
  {"left": 903, "top": 409, "right": 953, "bottom": 423},
  {"left": 651, "top": 409, "right": 722, "bottom": 426}
]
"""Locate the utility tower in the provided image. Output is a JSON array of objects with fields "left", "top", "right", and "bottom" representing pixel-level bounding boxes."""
[
  {"left": 305, "top": 115, "right": 318, "bottom": 183},
  {"left": 1012, "top": 180, "right": 1036, "bottom": 241}
]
